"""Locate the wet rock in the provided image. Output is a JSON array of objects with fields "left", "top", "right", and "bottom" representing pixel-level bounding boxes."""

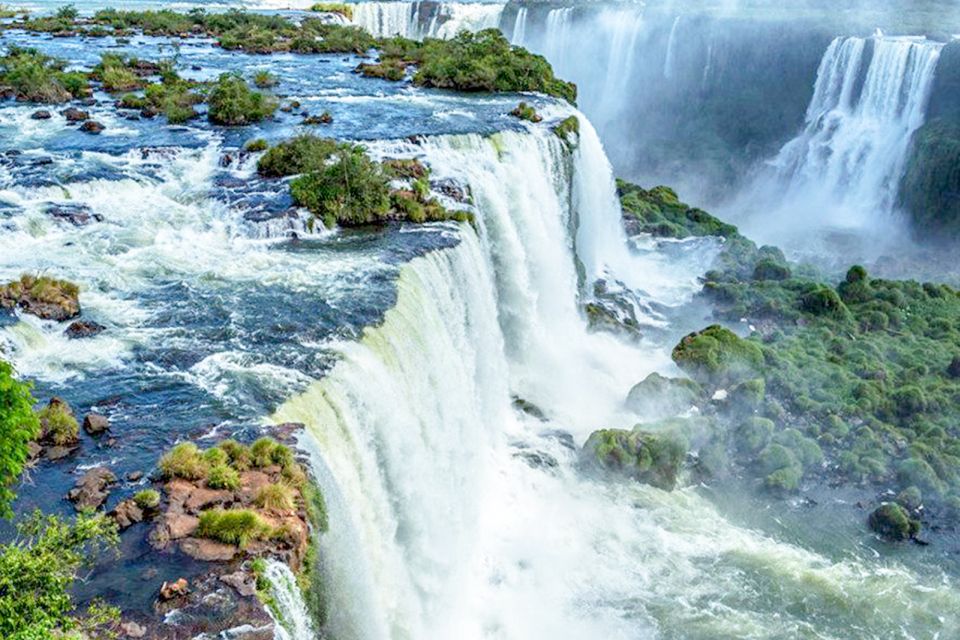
[
  {"left": 948, "top": 355, "right": 960, "bottom": 378},
  {"left": 140, "top": 107, "right": 158, "bottom": 119},
  {"left": 46, "top": 444, "right": 78, "bottom": 460},
  {"left": 61, "top": 107, "right": 89, "bottom": 122},
  {"left": 67, "top": 466, "right": 117, "bottom": 511},
  {"left": 45, "top": 202, "right": 104, "bottom": 226},
  {"left": 128, "top": 470, "right": 144, "bottom": 482},
  {"left": 220, "top": 571, "right": 257, "bottom": 597},
  {"left": 79, "top": 120, "right": 105, "bottom": 134},
  {"left": 31, "top": 110, "right": 52, "bottom": 120},
  {"left": 79, "top": 98, "right": 98, "bottom": 107},
  {"left": 180, "top": 537, "right": 237, "bottom": 562},
  {"left": 82, "top": 413, "right": 110, "bottom": 435},
  {"left": 302, "top": 112, "right": 333, "bottom": 125},
  {"left": 26, "top": 441, "right": 42, "bottom": 462},
  {"left": 868, "top": 502, "right": 921, "bottom": 541},
  {"left": 220, "top": 153, "right": 233, "bottom": 167},
  {"left": 151, "top": 572, "right": 274, "bottom": 639},
  {"left": 626, "top": 372, "right": 702, "bottom": 419},
  {"left": 0, "top": 275, "right": 80, "bottom": 321},
  {"left": 111, "top": 499, "right": 144, "bottom": 530},
  {"left": 432, "top": 178, "right": 470, "bottom": 203},
  {"left": 159, "top": 577, "right": 189, "bottom": 601},
  {"left": 513, "top": 449, "right": 559, "bottom": 470},
  {"left": 165, "top": 479, "right": 195, "bottom": 513},
  {"left": 65, "top": 319, "right": 106, "bottom": 338},
  {"left": 120, "top": 621, "right": 146, "bottom": 638}
]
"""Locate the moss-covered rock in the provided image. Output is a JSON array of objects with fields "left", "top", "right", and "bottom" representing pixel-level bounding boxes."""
[
  {"left": 0, "top": 274, "right": 80, "bottom": 321},
  {"left": 898, "top": 117, "right": 960, "bottom": 240},
  {"left": 625, "top": 372, "right": 701, "bottom": 419},
  {"left": 581, "top": 427, "right": 688, "bottom": 490},
  {"left": 509, "top": 101, "right": 541, "bottom": 123},
  {"left": 672, "top": 325, "right": 764, "bottom": 386},
  {"left": 867, "top": 502, "right": 921, "bottom": 541},
  {"left": 618, "top": 179, "right": 738, "bottom": 239}
]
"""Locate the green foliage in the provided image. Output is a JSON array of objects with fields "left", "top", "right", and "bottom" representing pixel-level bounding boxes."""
[
  {"left": 0, "top": 46, "right": 88, "bottom": 103},
  {"left": 36, "top": 399, "right": 78, "bottom": 446},
  {"left": 867, "top": 502, "right": 920, "bottom": 541},
  {"left": 158, "top": 442, "right": 208, "bottom": 480},
  {"left": 252, "top": 69, "right": 277, "bottom": 88},
  {"left": 898, "top": 117, "right": 960, "bottom": 240},
  {"left": 207, "top": 73, "right": 276, "bottom": 126},
  {"left": 207, "top": 463, "right": 241, "bottom": 490},
  {"left": 217, "top": 439, "right": 252, "bottom": 471},
  {"left": 582, "top": 426, "right": 688, "bottom": 490},
  {"left": 310, "top": 2, "right": 353, "bottom": 19},
  {"left": 91, "top": 54, "right": 143, "bottom": 92},
  {"left": 257, "top": 135, "right": 339, "bottom": 178},
  {"left": 0, "top": 361, "right": 40, "bottom": 519},
  {"left": 255, "top": 483, "right": 296, "bottom": 511},
  {"left": 379, "top": 29, "right": 576, "bottom": 102},
  {"left": 672, "top": 325, "right": 764, "bottom": 386},
  {"left": 509, "top": 101, "right": 541, "bottom": 123},
  {"left": 553, "top": 115, "right": 580, "bottom": 143},
  {"left": 133, "top": 489, "right": 160, "bottom": 510},
  {"left": 290, "top": 145, "right": 391, "bottom": 227},
  {"left": 0, "top": 511, "right": 118, "bottom": 638},
  {"left": 618, "top": 179, "right": 738, "bottom": 239},
  {"left": 0, "top": 274, "right": 80, "bottom": 318},
  {"left": 244, "top": 138, "right": 269, "bottom": 152},
  {"left": 197, "top": 508, "right": 272, "bottom": 548},
  {"left": 356, "top": 59, "right": 407, "bottom": 81}
]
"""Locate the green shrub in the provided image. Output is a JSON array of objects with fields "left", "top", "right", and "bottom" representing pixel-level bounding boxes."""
[
  {"left": 867, "top": 502, "right": 920, "bottom": 541},
  {"left": 196, "top": 509, "right": 272, "bottom": 548},
  {"left": 0, "top": 46, "right": 87, "bottom": 103},
  {"left": 252, "top": 70, "right": 277, "bottom": 88},
  {"left": 206, "top": 463, "right": 241, "bottom": 490},
  {"left": 36, "top": 399, "right": 78, "bottom": 446},
  {"left": 357, "top": 60, "right": 407, "bottom": 81},
  {"left": 257, "top": 135, "right": 339, "bottom": 178},
  {"left": 581, "top": 427, "right": 688, "bottom": 491},
  {"left": 250, "top": 437, "right": 281, "bottom": 468},
  {"left": 310, "top": 2, "right": 353, "bottom": 19},
  {"left": 291, "top": 146, "right": 391, "bottom": 227},
  {"left": 255, "top": 483, "right": 295, "bottom": 511},
  {"left": 509, "top": 102, "right": 541, "bottom": 123},
  {"left": 0, "top": 360, "right": 40, "bottom": 518},
  {"left": 672, "top": 325, "right": 764, "bottom": 385},
  {"left": 133, "top": 489, "right": 161, "bottom": 510},
  {"left": 800, "top": 286, "right": 848, "bottom": 318},
  {"left": 158, "top": 442, "right": 208, "bottom": 480},
  {"left": 244, "top": 138, "right": 268, "bottom": 152},
  {"left": 217, "top": 439, "right": 252, "bottom": 471},
  {"left": 207, "top": 73, "right": 276, "bottom": 126}
]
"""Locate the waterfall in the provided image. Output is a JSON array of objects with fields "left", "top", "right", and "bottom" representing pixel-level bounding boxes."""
[
  {"left": 264, "top": 560, "right": 318, "bottom": 640},
  {"left": 510, "top": 6, "right": 528, "bottom": 46},
  {"left": 663, "top": 15, "right": 682, "bottom": 79},
  {"left": 351, "top": 1, "right": 504, "bottom": 39},
  {"left": 542, "top": 7, "right": 575, "bottom": 72},
  {"left": 768, "top": 35, "right": 943, "bottom": 228}
]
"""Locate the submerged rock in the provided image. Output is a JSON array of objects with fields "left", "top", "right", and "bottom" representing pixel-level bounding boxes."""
[
  {"left": 82, "top": 413, "right": 110, "bottom": 435},
  {"left": 61, "top": 107, "right": 89, "bottom": 122},
  {"left": 626, "top": 372, "right": 701, "bottom": 419},
  {"left": 45, "top": 202, "right": 103, "bottom": 226},
  {"left": 31, "top": 110, "right": 52, "bottom": 120}
]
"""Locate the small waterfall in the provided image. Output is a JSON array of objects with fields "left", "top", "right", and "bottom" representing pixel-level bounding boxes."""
[
  {"left": 663, "top": 15, "right": 682, "bottom": 79},
  {"left": 431, "top": 3, "right": 504, "bottom": 39},
  {"left": 510, "top": 6, "right": 528, "bottom": 46},
  {"left": 770, "top": 35, "right": 943, "bottom": 227},
  {"left": 264, "top": 560, "right": 318, "bottom": 640},
  {"left": 351, "top": 1, "right": 419, "bottom": 38}
]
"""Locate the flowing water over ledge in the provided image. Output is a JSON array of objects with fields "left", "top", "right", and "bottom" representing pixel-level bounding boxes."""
[{"left": 2, "top": 4, "right": 960, "bottom": 639}]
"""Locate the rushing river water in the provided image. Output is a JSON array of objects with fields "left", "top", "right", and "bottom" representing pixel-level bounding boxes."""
[{"left": 2, "top": 2, "right": 960, "bottom": 639}]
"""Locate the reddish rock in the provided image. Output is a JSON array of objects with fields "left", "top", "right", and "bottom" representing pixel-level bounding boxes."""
[
  {"left": 61, "top": 107, "right": 89, "bottom": 122},
  {"left": 165, "top": 479, "right": 195, "bottom": 512},
  {"left": 79, "top": 120, "right": 105, "bottom": 134},
  {"left": 45, "top": 444, "right": 78, "bottom": 460},
  {"left": 180, "top": 537, "right": 237, "bottom": 562},
  {"left": 159, "top": 578, "right": 189, "bottom": 601},
  {"left": 66, "top": 320, "right": 106, "bottom": 338},
  {"left": 184, "top": 487, "right": 232, "bottom": 513}
]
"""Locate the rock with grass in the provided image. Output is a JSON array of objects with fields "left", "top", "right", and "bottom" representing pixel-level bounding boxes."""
[{"left": 0, "top": 274, "right": 80, "bottom": 321}]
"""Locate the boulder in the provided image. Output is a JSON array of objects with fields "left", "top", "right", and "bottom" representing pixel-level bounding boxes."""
[
  {"left": 65, "top": 320, "right": 106, "bottom": 338},
  {"left": 31, "top": 110, "right": 52, "bottom": 120},
  {"left": 61, "top": 107, "right": 89, "bottom": 122},
  {"left": 0, "top": 275, "right": 80, "bottom": 321},
  {"left": 79, "top": 120, "right": 105, "bottom": 134},
  {"left": 111, "top": 499, "right": 144, "bottom": 529},
  {"left": 581, "top": 427, "right": 688, "bottom": 491},
  {"left": 44, "top": 202, "right": 103, "bottom": 227},
  {"left": 868, "top": 502, "right": 921, "bottom": 541},
  {"left": 127, "top": 470, "right": 144, "bottom": 482},
  {"left": 672, "top": 325, "right": 764, "bottom": 386},
  {"left": 180, "top": 537, "right": 237, "bottom": 562},
  {"left": 83, "top": 413, "right": 110, "bottom": 435},
  {"left": 159, "top": 578, "right": 189, "bottom": 601},
  {"left": 220, "top": 571, "right": 257, "bottom": 597},
  {"left": 45, "top": 444, "right": 78, "bottom": 460},
  {"left": 153, "top": 512, "right": 200, "bottom": 544},
  {"left": 67, "top": 467, "right": 117, "bottom": 511}
]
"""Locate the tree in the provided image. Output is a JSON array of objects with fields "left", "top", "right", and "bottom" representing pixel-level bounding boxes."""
[{"left": 0, "top": 359, "right": 40, "bottom": 519}]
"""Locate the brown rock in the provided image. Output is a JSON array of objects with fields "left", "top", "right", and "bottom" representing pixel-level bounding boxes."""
[
  {"left": 111, "top": 499, "right": 144, "bottom": 529},
  {"left": 65, "top": 320, "right": 105, "bottom": 339},
  {"left": 165, "top": 478, "right": 196, "bottom": 512},
  {"left": 120, "top": 621, "right": 146, "bottom": 638},
  {"left": 61, "top": 107, "right": 89, "bottom": 122},
  {"left": 127, "top": 470, "right": 143, "bottom": 482},
  {"left": 79, "top": 120, "right": 105, "bottom": 134},
  {"left": 184, "top": 487, "right": 232, "bottom": 513},
  {"left": 67, "top": 466, "right": 116, "bottom": 511},
  {"left": 180, "top": 537, "right": 237, "bottom": 562},
  {"left": 31, "top": 110, "right": 52, "bottom": 120},
  {"left": 82, "top": 413, "right": 109, "bottom": 435},
  {"left": 157, "top": 512, "right": 200, "bottom": 541},
  {"left": 26, "top": 441, "right": 42, "bottom": 461},
  {"left": 159, "top": 577, "right": 189, "bottom": 601},
  {"left": 220, "top": 571, "right": 257, "bottom": 597},
  {"left": 45, "top": 444, "right": 78, "bottom": 460}
]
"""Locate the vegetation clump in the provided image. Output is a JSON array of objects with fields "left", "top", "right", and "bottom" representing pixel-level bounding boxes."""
[
  {"left": 158, "top": 442, "right": 209, "bottom": 481},
  {"left": 672, "top": 325, "right": 764, "bottom": 386},
  {"left": 36, "top": 398, "right": 78, "bottom": 446},
  {"left": 133, "top": 488, "right": 161, "bottom": 510},
  {"left": 581, "top": 426, "right": 688, "bottom": 491},
  {"left": 868, "top": 503, "right": 921, "bottom": 541},
  {"left": 197, "top": 508, "right": 272, "bottom": 548},
  {"left": 509, "top": 101, "right": 541, "bottom": 123},
  {"left": 207, "top": 73, "right": 277, "bottom": 125},
  {"left": 0, "top": 46, "right": 89, "bottom": 103},
  {"left": 310, "top": 2, "right": 353, "bottom": 19},
  {"left": 0, "top": 360, "right": 40, "bottom": 518},
  {"left": 618, "top": 179, "right": 737, "bottom": 239}
]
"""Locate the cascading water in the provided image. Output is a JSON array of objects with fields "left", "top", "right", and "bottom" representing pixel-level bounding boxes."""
[
  {"left": 510, "top": 6, "right": 528, "bottom": 47},
  {"left": 738, "top": 35, "right": 944, "bottom": 237},
  {"left": 351, "top": 1, "right": 419, "bottom": 38},
  {"left": 264, "top": 560, "right": 318, "bottom": 640},
  {"left": 350, "top": 1, "right": 504, "bottom": 39}
]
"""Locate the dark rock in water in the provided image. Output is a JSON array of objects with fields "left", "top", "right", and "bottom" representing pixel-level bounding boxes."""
[
  {"left": 128, "top": 470, "right": 144, "bottom": 482},
  {"left": 79, "top": 120, "right": 105, "bottom": 134},
  {"left": 220, "top": 153, "right": 233, "bottom": 167},
  {"left": 67, "top": 466, "right": 117, "bottom": 511},
  {"left": 514, "top": 449, "right": 559, "bottom": 470},
  {"left": 61, "top": 107, "right": 89, "bottom": 122},
  {"left": 948, "top": 355, "right": 960, "bottom": 378},
  {"left": 110, "top": 499, "right": 144, "bottom": 529},
  {"left": 140, "top": 107, "right": 158, "bottom": 119},
  {"left": 65, "top": 319, "right": 106, "bottom": 338},
  {"left": 45, "top": 202, "right": 103, "bottom": 226},
  {"left": 45, "top": 444, "right": 78, "bottom": 461},
  {"left": 83, "top": 413, "right": 110, "bottom": 435},
  {"left": 539, "top": 429, "right": 576, "bottom": 450},
  {"left": 31, "top": 110, "right": 52, "bottom": 120},
  {"left": 432, "top": 178, "right": 471, "bottom": 203},
  {"left": 151, "top": 572, "right": 274, "bottom": 638},
  {"left": 125, "top": 113, "right": 141, "bottom": 121},
  {"left": 191, "top": 64, "right": 202, "bottom": 71},
  {"left": 512, "top": 396, "right": 546, "bottom": 420},
  {"left": 868, "top": 502, "right": 921, "bottom": 541},
  {"left": 79, "top": 98, "right": 97, "bottom": 107}
]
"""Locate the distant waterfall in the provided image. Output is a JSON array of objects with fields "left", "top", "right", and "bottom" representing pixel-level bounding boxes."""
[
  {"left": 351, "top": 1, "right": 504, "bottom": 39},
  {"left": 510, "top": 6, "right": 528, "bottom": 46},
  {"left": 663, "top": 15, "right": 682, "bottom": 79},
  {"left": 770, "top": 35, "right": 943, "bottom": 226}
]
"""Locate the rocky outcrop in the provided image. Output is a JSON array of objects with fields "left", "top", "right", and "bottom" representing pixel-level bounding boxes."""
[
  {"left": 67, "top": 466, "right": 117, "bottom": 511},
  {"left": 0, "top": 274, "right": 80, "bottom": 321},
  {"left": 868, "top": 502, "right": 922, "bottom": 541}
]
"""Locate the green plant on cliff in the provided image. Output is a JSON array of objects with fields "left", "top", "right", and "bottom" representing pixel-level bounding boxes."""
[
  {"left": 0, "top": 360, "right": 40, "bottom": 519},
  {"left": 0, "top": 510, "right": 119, "bottom": 639}
]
